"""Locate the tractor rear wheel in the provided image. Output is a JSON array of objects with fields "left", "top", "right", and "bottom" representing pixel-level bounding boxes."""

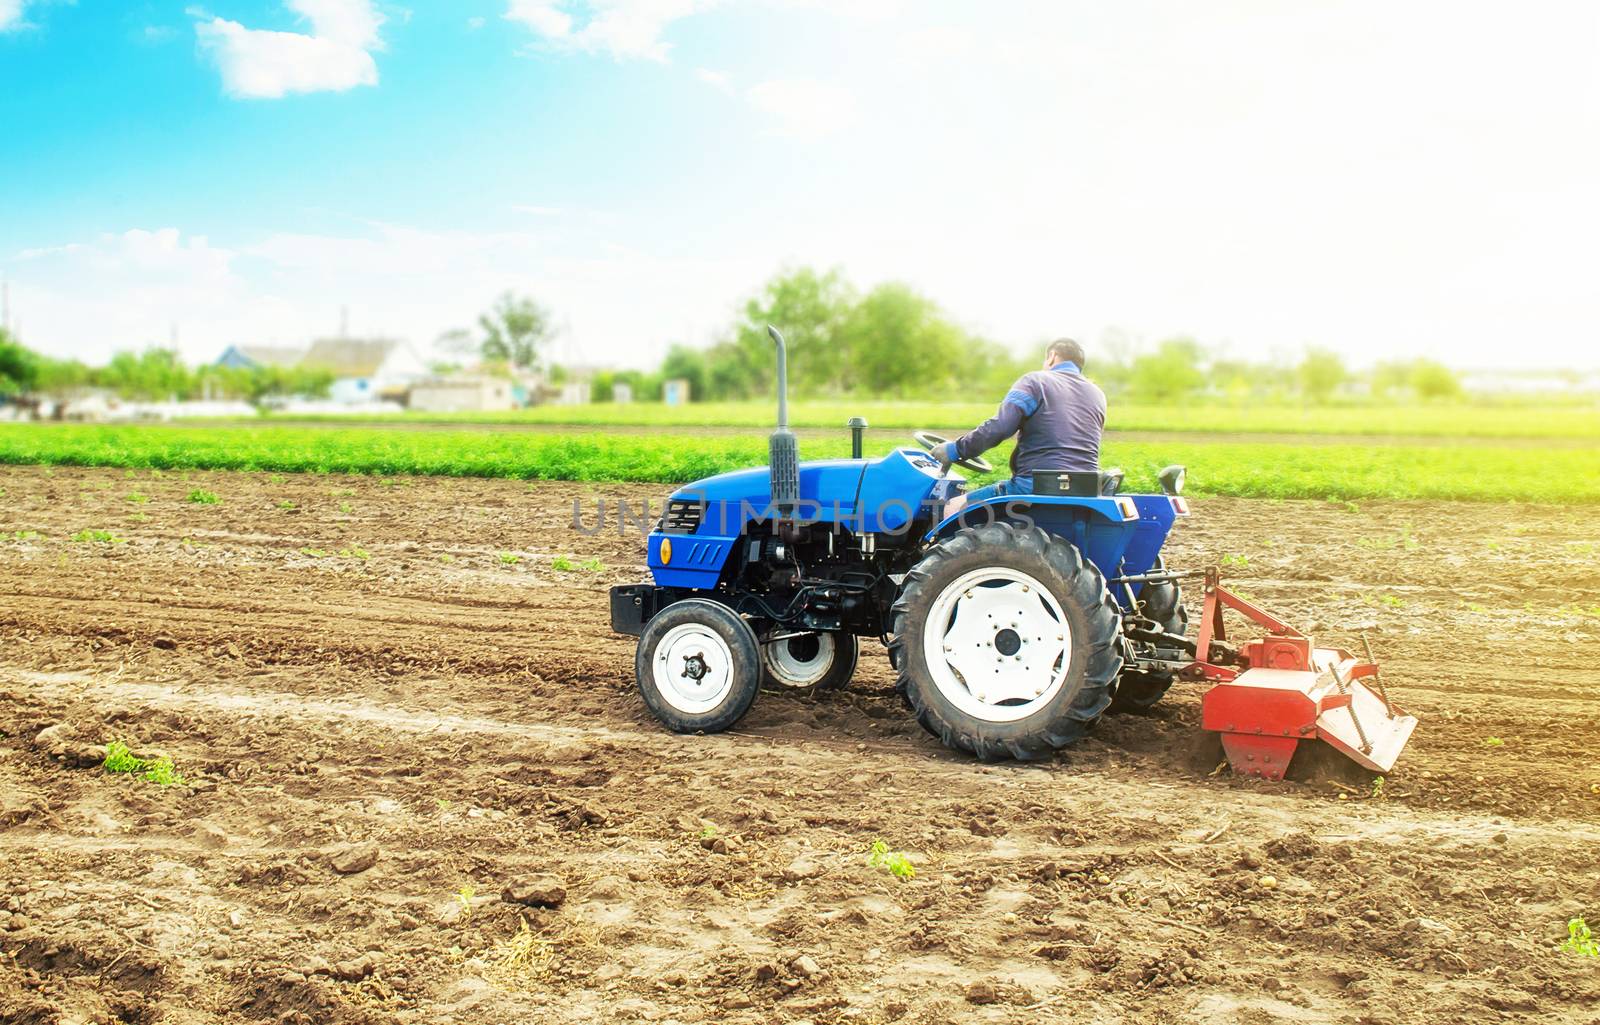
[
  {"left": 1110, "top": 559, "right": 1189, "bottom": 714},
  {"left": 888, "top": 522, "right": 1123, "bottom": 761},
  {"left": 761, "top": 631, "right": 858, "bottom": 691},
  {"left": 636, "top": 599, "right": 762, "bottom": 734}
]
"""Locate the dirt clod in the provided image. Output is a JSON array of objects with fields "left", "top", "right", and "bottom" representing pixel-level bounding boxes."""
[
  {"left": 502, "top": 874, "right": 567, "bottom": 907},
  {"left": 328, "top": 843, "right": 380, "bottom": 875},
  {"left": 783, "top": 856, "right": 822, "bottom": 882},
  {"left": 964, "top": 979, "right": 1001, "bottom": 1004}
]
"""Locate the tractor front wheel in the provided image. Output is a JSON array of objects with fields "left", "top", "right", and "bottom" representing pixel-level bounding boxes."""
[
  {"left": 636, "top": 599, "right": 762, "bottom": 734},
  {"left": 888, "top": 522, "right": 1123, "bottom": 761}
]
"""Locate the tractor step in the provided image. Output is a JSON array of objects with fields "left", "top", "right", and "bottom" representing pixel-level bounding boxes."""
[{"left": 1188, "top": 568, "right": 1419, "bottom": 780}]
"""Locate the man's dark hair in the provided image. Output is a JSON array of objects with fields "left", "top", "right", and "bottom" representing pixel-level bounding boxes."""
[{"left": 1046, "top": 338, "right": 1086, "bottom": 369}]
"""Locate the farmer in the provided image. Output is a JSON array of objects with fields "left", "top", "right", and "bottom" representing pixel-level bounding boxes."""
[{"left": 931, "top": 337, "right": 1106, "bottom": 517}]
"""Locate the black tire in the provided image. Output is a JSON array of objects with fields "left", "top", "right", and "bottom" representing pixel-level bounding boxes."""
[
  {"left": 887, "top": 522, "right": 1123, "bottom": 761},
  {"left": 760, "top": 631, "right": 859, "bottom": 692},
  {"left": 1110, "top": 559, "right": 1189, "bottom": 714},
  {"left": 635, "top": 599, "right": 761, "bottom": 734}
]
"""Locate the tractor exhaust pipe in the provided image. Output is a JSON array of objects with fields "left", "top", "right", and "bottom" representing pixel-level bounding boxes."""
[{"left": 767, "top": 325, "right": 799, "bottom": 518}]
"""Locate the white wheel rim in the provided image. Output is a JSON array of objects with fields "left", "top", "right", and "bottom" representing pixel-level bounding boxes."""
[
  {"left": 763, "top": 633, "right": 836, "bottom": 688},
  {"left": 921, "top": 566, "right": 1072, "bottom": 723},
  {"left": 652, "top": 623, "right": 736, "bottom": 714}
]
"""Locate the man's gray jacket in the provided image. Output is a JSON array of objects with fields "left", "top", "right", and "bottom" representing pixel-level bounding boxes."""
[{"left": 954, "top": 361, "right": 1106, "bottom": 476}]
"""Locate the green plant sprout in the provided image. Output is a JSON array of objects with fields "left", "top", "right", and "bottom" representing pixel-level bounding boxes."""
[
  {"left": 71, "top": 529, "right": 127, "bottom": 544},
  {"left": 102, "top": 740, "right": 184, "bottom": 787},
  {"left": 868, "top": 840, "right": 915, "bottom": 880},
  {"left": 1560, "top": 918, "right": 1598, "bottom": 957},
  {"left": 187, "top": 489, "right": 219, "bottom": 504},
  {"left": 552, "top": 555, "right": 575, "bottom": 571},
  {"left": 499, "top": 552, "right": 522, "bottom": 565}
]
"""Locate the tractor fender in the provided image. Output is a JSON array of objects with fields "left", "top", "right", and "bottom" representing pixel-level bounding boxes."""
[
  {"left": 923, "top": 494, "right": 1142, "bottom": 585},
  {"left": 923, "top": 493, "right": 1133, "bottom": 542}
]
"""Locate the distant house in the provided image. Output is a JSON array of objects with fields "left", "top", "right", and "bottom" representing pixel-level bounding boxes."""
[
  {"left": 409, "top": 374, "right": 516, "bottom": 413},
  {"left": 299, "top": 338, "right": 430, "bottom": 405},
  {"left": 662, "top": 378, "right": 691, "bottom": 406},
  {"left": 214, "top": 345, "right": 306, "bottom": 370}
]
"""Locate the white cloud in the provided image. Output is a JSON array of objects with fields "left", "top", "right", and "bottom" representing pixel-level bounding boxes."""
[
  {"left": 466, "top": 15, "right": 486, "bottom": 29},
  {"left": 194, "top": 0, "right": 385, "bottom": 99},
  {"left": 9, "top": 229, "right": 278, "bottom": 361},
  {"left": 694, "top": 67, "right": 731, "bottom": 92},
  {"left": 504, "top": 0, "right": 571, "bottom": 39},
  {"left": 504, "top": 0, "right": 714, "bottom": 62},
  {"left": 0, "top": 0, "right": 41, "bottom": 32},
  {"left": 746, "top": 78, "right": 855, "bottom": 140}
]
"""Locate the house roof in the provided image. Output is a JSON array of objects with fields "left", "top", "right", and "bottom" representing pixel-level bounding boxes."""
[
  {"left": 216, "top": 344, "right": 306, "bottom": 369},
  {"left": 299, "top": 338, "right": 398, "bottom": 378}
]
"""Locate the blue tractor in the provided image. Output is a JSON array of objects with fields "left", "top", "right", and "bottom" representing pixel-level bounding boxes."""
[{"left": 609, "top": 327, "right": 1200, "bottom": 762}]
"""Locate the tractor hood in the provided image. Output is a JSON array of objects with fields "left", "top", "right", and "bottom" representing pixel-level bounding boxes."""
[{"left": 669, "top": 447, "right": 953, "bottom": 536}]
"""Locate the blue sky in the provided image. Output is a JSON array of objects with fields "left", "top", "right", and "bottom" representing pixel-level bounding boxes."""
[{"left": 2, "top": 1, "right": 1596, "bottom": 371}]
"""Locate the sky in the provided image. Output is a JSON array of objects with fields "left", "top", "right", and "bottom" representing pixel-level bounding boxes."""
[{"left": 1, "top": 0, "right": 1596, "bottom": 372}]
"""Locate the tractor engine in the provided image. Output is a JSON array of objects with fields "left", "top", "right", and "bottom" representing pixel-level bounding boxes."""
[{"left": 730, "top": 519, "right": 921, "bottom": 638}]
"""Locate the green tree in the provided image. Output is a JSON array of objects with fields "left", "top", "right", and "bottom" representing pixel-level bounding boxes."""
[
  {"left": 239, "top": 365, "right": 334, "bottom": 406},
  {"left": 479, "top": 293, "right": 554, "bottom": 369},
  {"left": 1297, "top": 348, "right": 1347, "bottom": 404},
  {"left": 0, "top": 330, "right": 39, "bottom": 394},
  {"left": 660, "top": 344, "right": 708, "bottom": 401},
  {"left": 1370, "top": 361, "right": 1405, "bottom": 397},
  {"left": 1409, "top": 359, "right": 1461, "bottom": 400},
  {"left": 1128, "top": 338, "right": 1205, "bottom": 402},
  {"left": 731, "top": 267, "right": 854, "bottom": 395},
  {"left": 840, "top": 283, "right": 968, "bottom": 397},
  {"left": 98, "top": 348, "right": 194, "bottom": 400},
  {"left": 34, "top": 357, "right": 91, "bottom": 399}
]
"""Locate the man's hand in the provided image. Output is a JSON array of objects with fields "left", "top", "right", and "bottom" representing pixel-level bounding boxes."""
[{"left": 932, "top": 441, "right": 960, "bottom": 466}]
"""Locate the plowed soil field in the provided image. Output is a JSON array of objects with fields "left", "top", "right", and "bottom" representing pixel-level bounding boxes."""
[{"left": 2, "top": 466, "right": 1597, "bottom": 1025}]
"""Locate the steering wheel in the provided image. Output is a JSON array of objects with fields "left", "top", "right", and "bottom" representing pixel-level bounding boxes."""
[{"left": 913, "top": 431, "right": 993, "bottom": 475}]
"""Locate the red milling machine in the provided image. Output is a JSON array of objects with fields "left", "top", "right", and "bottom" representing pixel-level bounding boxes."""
[{"left": 1186, "top": 568, "right": 1418, "bottom": 781}]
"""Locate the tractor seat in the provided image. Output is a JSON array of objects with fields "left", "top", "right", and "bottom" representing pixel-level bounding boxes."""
[{"left": 1032, "top": 468, "right": 1125, "bottom": 497}]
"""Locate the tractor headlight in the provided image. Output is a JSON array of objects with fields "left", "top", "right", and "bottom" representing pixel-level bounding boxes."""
[{"left": 1158, "top": 464, "right": 1186, "bottom": 496}]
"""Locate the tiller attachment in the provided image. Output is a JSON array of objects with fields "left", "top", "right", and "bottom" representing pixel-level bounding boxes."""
[{"left": 1188, "top": 568, "right": 1418, "bottom": 780}]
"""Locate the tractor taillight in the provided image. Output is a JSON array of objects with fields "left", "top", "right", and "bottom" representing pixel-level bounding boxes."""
[
  {"left": 1170, "top": 497, "right": 1190, "bottom": 517},
  {"left": 1116, "top": 497, "right": 1139, "bottom": 520}
]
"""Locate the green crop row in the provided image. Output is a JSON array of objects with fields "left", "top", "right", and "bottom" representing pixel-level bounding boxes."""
[
  {"left": 1, "top": 423, "right": 1594, "bottom": 503},
  {"left": 256, "top": 399, "right": 1600, "bottom": 441}
]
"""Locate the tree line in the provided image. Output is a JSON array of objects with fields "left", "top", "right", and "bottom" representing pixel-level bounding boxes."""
[
  {"left": 622, "top": 267, "right": 1463, "bottom": 404},
  {"left": 0, "top": 334, "right": 333, "bottom": 407}
]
